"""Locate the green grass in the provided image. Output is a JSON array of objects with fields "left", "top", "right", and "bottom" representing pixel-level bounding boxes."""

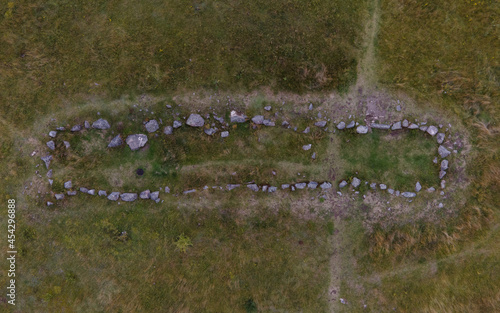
[
  {"left": 0, "top": 0, "right": 369, "bottom": 126},
  {"left": 339, "top": 130, "right": 438, "bottom": 190}
]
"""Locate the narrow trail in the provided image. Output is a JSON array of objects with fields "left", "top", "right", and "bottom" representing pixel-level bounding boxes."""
[{"left": 328, "top": 1, "right": 380, "bottom": 311}]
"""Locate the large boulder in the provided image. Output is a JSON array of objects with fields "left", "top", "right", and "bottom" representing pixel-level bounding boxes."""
[
  {"left": 186, "top": 114, "right": 205, "bottom": 127},
  {"left": 145, "top": 120, "right": 159, "bottom": 132},
  {"left": 92, "top": 119, "right": 110, "bottom": 130},
  {"left": 107, "top": 135, "right": 123, "bottom": 148},
  {"left": 120, "top": 193, "right": 137, "bottom": 202},
  {"left": 126, "top": 134, "right": 148, "bottom": 151}
]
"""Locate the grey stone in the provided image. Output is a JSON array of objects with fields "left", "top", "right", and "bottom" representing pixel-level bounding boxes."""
[
  {"left": 320, "top": 182, "right": 332, "bottom": 189},
  {"left": 438, "top": 145, "right": 451, "bottom": 158},
  {"left": 427, "top": 187, "right": 435, "bottom": 192},
  {"left": 346, "top": 121, "right": 355, "bottom": 129},
  {"left": 221, "top": 131, "right": 229, "bottom": 138},
  {"left": 108, "top": 135, "right": 123, "bottom": 148},
  {"left": 264, "top": 105, "right": 272, "bottom": 111},
  {"left": 311, "top": 152, "right": 316, "bottom": 160},
  {"left": 55, "top": 193, "right": 64, "bottom": 200},
  {"left": 92, "top": 119, "right": 110, "bottom": 130},
  {"left": 380, "top": 184, "right": 387, "bottom": 190},
  {"left": 391, "top": 121, "right": 402, "bottom": 130},
  {"left": 339, "top": 180, "right": 348, "bottom": 188},
  {"left": 263, "top": 119, "right": 275, "bottom": 127},
  {"left": 47, "top": 201, "right": 54, "bottom": 206},
  {"left": 49, "top": 131, "right": 57, "bottom": 138},
  {"left": 46, "top": 169, "right": 53, "bottom": 178},
  {"left": 88, "top": 189, "right": 96, "bottom": 195},
  {"left": 356, "top": 126, "right": 369, "bottom": 134},
  {"left": 67, "top": 191, "right": 77, "bottom": 196},
  {"left": 433, "top": 157, "right": 438, "bottom": 164},
  {"left": 282, "top": 121, "right": 289, "bottom": 127},
  {"left": 64, "top": 180, "right": 72, "bottom": 189},
  {"left": 302, "top": 144, "right": 312, "bottom": 151},
  {"left": 186, "top": 114, "right": 205, "bottom": 127},
  {"left": 281, "top": 184, "right": 290, "bottom": 189},
  {"left": 371, "top": 123, "right": 391, "bottom": 130},
  {"left": 420, "top": 126, "right": 428, "bottom": 132},
  {"left": 351, "top": 177, "right": 361, "bottom": 188},
  {"left": 402, "top": 192, "right": 416, "bottom": 198},
  {"left": 126, "top": 134, "right": 148, "bottom": 151},
  {"left": 46, "top": 141, "right": 55, "bottom": 150},
  {"left": 252, "top": 115, "right": 264, "bottom": 124},
  {"left": 204, "top": 128, "right": 217, "bottom": 136},
  {"left": 388, "top": 188, "right": 394, "bottom": 195},
  {"left": 84, "top": 121, "right": 90, "bottom": 129},
  {"left": 291, "top": 186, "right": 296, "bottom": 191},
  {"left": 164, "top": 186, "right": 170, "bottom": 193},
  {"left": 163, "top": 126, "right": 173, "bottom": 135},
  {"left": 247, "top": 184, "right": 259, "bottom": 192},
  {"left": 120, "top": 193, "right": 138, "bottom": 202},
  {"left": 441, "top": 159, "right": 449, "bottom": 171},
  {"left": 402, "top": 119, "right": 409, "bottom": 127},
  {"left": 396, "top": 105, "right": 401, "bottom": 111},
  {"left": 107, "top": 192, "right": 120, "bottom": 201},
  {"left": 337, "top": 122, "right": 346, "bottom": 130},
  {"left": 308, "top": 181, "right": 318, "bottom": 189},
  {"left": 295, "top": 183, "right": 307, "bottom": 189},
  {"left": 48, "top": 179, "right": 53, "bottom": 186},
  {"left": 262, "top": 185, "right": 268, "bottom": 192},
  {"left": 370, "top": 183, "right": 377, "bottom": 189},
  {"left": 173, "top": 120, "right": 182, "bottom": 128},
  {"left": 427, "top": 126, "right": 438, "bottom": 136},
  {"left": 98, "top": 190, "right": 107, "bottom": 196},
  {"left": 303, "top": 127, "right": 310, "bottom": 133},
  {"left": 226, "top": 184, "right": 240, "bottom": 191},
  {"left": 439, "top": 171, "right": 447, "bottom": 179},
  {"left": 63, "top": 141, "right": 70, "bottom": 149},
  {"left": 183, "top": 189, "right": 196, "bottom": 194},
  {"left": 268, "top": 186, "right": 277, "bottom": 193},
  {"left": 308, "top": 104, "right": 313, "bottom": 110},
  {"left": 314, "top": 121, "right": 327, "bottom": 127},
  {"left": 56, "top": 127, "right": 65, "bottom": 131},
  {"left": 150, "top": 191, "right": 160, "bottom": 200},
  {"left": 71, "top": 125, "right": 82, "bottom": 132},
  {"left": 80, "top": 187, "right": 89, "bottom": 193},
  {"left": 41, "top": 155, "right": 52, "bottom": 169},
  {"left": 408, "top": 123, "right": 419, "bottom": 129},
  {"left": 396, "top": 190, "right": 400, "bottom": 196},
  {"left": 437, "top": 133, "right": 445, "bottom": 144},
  {"left": 416, "top": 182, "right": 422, "bottom": 192},
  {"left": 440, "top": 180, "right": 446, "bottom": 189},
  {"left": 145, "top": 120, "right": 159, "bottom": 132},
  {"left": 230, "top": 111, "right": 247, "bottom": 123}
]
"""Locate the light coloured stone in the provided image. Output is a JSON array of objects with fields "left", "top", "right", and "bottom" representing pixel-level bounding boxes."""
[
  {"left": 356, "top": 126, "right": 368, "bottom": 134},
  {"left": 438, "top": 145, "right": 451, "bottom": 158},
  {"left": 320, "top": 182, "right": 332, "bottom": 189},
  {"left": 391, "top": 121, "right": 402, "bottom": 130},
  {"left": 92, "top": 119, "right": 110, "bottom": 130},
  {"left": 230, "top": 111, "right": 247, "bottom": 123},
  {"left": 163, "top": 126, "right": 173, "bottom": 135},
  {"left": 49, "top": 131, "right": 57, "bottom": 138},
  {"left": 252, "top": 115, "right": 264, "bottom": 124},
  {"left": 302, "top": 144, "right": 312, "bottom": 151},
  {"left": 140, "top": 190, "right": 151, "bottom": 199},
  {"left": 126, "top": 134, "right": 148, "bottom": 151},
  {"left": 64, "top": 180, "right": 72, "bottom": 189},
  {"left": 437, "top": 133, "right": 445, "bottom": 144},
  {"left": 247, "top": 184, "right": 259, "bottom": 192},
  {"left": 351, "top": 177, "right": 361, "bottom": 188},
  {"left": 145, "top": 120, "right": 159, "bottom": 132},
  {"left": 295, "top": 183, "right": 307, "bottom": 189},
  {"left": 173, "top": 120, "right": 182, "bottom": 128},
  {"left": 427, "top": 126, "right": 438, "bottom": 136},
  {"left": 337, "top": 122, "right": 346, "bottom": 130},
  {"left": 416, "top": 182, "right": 422, "bottom": 192},
  {"left": 55, "top": 194, "right": 64, "bottom": 200},
  {"left": 107, "top": 192, "right": 120, "bottom": 201},
  {"left": 402, "top": 192, "right": 416, "bottom": 198},
  {"left": 46, "top": 141, "right": 55, "bottom": 150},
  {"left": 339, "top": 180, "right": 348, "bottom": 188},
  {"left": 314, "top": 121, "right": 327, "bottom": 127},
  {"left": 221, "top": 131, "right": 229, "bottom": 138},
  {"left": 121, "top": 193, "right": 137, "bottom": 201},
  {"left": 108, "top": 135, "right": 123, "bottom": 148}
]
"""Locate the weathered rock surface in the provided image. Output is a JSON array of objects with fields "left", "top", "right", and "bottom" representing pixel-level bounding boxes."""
[
  {"left": 295, "top": 183, "right": 307, "bottom": 189},
  {"left": 55, "top": 193, "right": 64, "bottom": 200},
  {"left": 441, "top": 159, "right": 449, "bottom": 171},
  {"left": 92, "top": 119, "right": 110, "bottom": 130},
  {"left": 98, "top": 190, "right": 107, "bottom": 196},
  {"left": 126, "top": 134, "right": 148, "bottom": 151},
  {"left": 71, "top": 125, "right": 82, "bottom": 132},
  {"left": 356, "top": 126, "right": 368, "bottom": 134},
  {"left": 247, "top": 184, "right": 259, "bottom": 192},
  {"left": 268, "top": 186, "right": 277, "bottom": 193},
  {"left": 252, "top": 115, "right": 264, "bottom": 124},
  {"left": 346, "top": 121, "right": 355, "bottom": 129},
  {"left": 320, "top": 182, "right": 332, "bottom": 189},
  {"left": 339, "top": 180, "right": 348, "bottom": 188},
  {"left": 337, "top": 122, "right": 346, "bottom": 130},
  {"left": 145, "top": 120, "right": 159, "bottom": 132},
  {"left": 150, "top": 191, "right": 160, "bottom": 200},
  {"left": 204, "top": 128, "right": 217, "bottom": 136},
  {"left": 186, "top": 114, "right": 205, "bottom": 127},
  {"left": 49, "top": 131, "right": 57, "bottom": 138},
  {"left": 64, "top": 180, "right": 72, "bottom": 189},
  {"left": 108, "top": 135, "right": 123, "bottom": 148},
  {"left": 41, "top": 155, "right": 52, "bottom": 169},
  {"left": 402, "top": 192, "right": 416, "bottom": 198},
  {"left": 230, "top": 111, "right": 247, "bottom": 123},
  {"left": 402, "top": 119, "right": 409, "bottom": 127},
  {"left": 140, "top": 190, "right": 151, "bottom": 199},
  {"left": 437, "top": 133, "right": 445, "bottom": 144},
  {"left": 427, "top": 126, "right": 438, "bottom": 136},
  {"left": 416, "top": 182, "right": 422, "bottom": 192},
  {"left": 302, "top": 144, "right": 312, "bottom": 151},
  {"left": 314, "top": 121, "right": 327, "bottom": 127},
  {"left": 351, "top": 177, "right": 361, "bottom": 188},
  {"left": 438, "top": 145, "right": 451, "bottom": 158},
  {"left": 391, "top": 121, "right": 402, "bottom": 130},
  {"left": 120, "top": 193, "right": 137, "bottom": 201},
  {"left": 107, "top": 192, "right": 120, "bottom": 201},
  {"left": 173, "top": 120, "right": 182, "bottom": 128},
  {"left": 371, "top": 123, "right": 391, "bottom": 130},
  {"left": 163, "top": 126, "right": 173, "bottom": 135},
  {"left": 221, "top": 131, "right": 229, "bottom": 138},
  {"left": 307, "top": 181, "right": 318, "bottom": 189},
  {"left": 46, "top": 141, "right": 55, "bottom": 150}
]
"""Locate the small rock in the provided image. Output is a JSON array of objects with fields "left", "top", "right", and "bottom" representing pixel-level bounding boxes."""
[
  {"left": 55, "top": 193, "right": 64, "bottom": 200},
  {"left": 151, "top": 191, "right": 160, "bottom": 200},
  {"left": 98, "top": 190, "right": 107, "bottom": 196},
  {"left": 314, "top": 121, "right": 327, "bottom": 127},
  {"left": 302, "top": 144, "right": 312, "bottom": 151},
  {"left": 126, "top": 134, "right": 148, "bottom": 151},
  {"left": 346, "top": 121, "right": 355, "bottom": 129},
  {"left": 379, "top": 184, "right": 387, "bottom": 190},
  {"left": 281, "top": 184, "right": 290, "bottom": 189},
  {"left": 427, "top": 126, "right": 438, "bottom": 136},
  {"left": 120, "top": 193, "right": 137, "bottom": 202},
  {"left": 402, "top": 119, "right": 409, "bottom": 127},
  {"left": 295, "top": 183, "right": 307, "bottom": 189},
  {"left": 139, "top": 189, "right": 151, "bottom": 199},
  {"left": 441, "top": 159, "right": 449, "bottom": 171},
  {"left": 268, "top": 186, "right": 277, "bottom": 193},
  {"left": 84, "top": 121, "right": 90, "bottom": 129},
  {"left": 92, "top": 119, "right": 110, "bottom": 130},
  {"left": 88, "top": 189, "right": 96, "bottom": 195},
  {"left": 438, "top": 203, "right": 444, "bottom": 208},
  {"left": 41, "top": 155, "right": 52, "bottom": 169},
  {"left": 339, "top": 180, "right": 348, "bottom": 188},
  {"left": 145, "top": 120, "right": 159, "bottom": 132},
  {"left": 47, "top": 201, "right": 54, "bottom": 206},
  {"left": 320, "top": 182, "right": 332, "bottom": 189},
  {"left": 164, "top": 186, "right": 170, "bottom": 193},
  {"left": 311, "top": 152, "right": 316, "bottom": 160},
  {"left": 308, "top": 104, "right": 313, "bottom": 110},
  {"left": 337, "top": 122, "right": 346, "bottom": 130},
  {"left": 351, "top": 177, "right": 361, "bottom": 188},
  {"left": 396, "top": 105, "right": 401, "bottom": 111},
  {"left": 408, "top": 123, "right": 419, "bottom": 129},
  {"left": 427, "top": 187, "right": 435, "bottom": 192},
  {"left": 204, "top": 128, "right": 217, "bottom": 136},
  {"left": 440, "top": 180, "right": 446, "bottom": 189},
  {"left": 48, "top": 179, "right": 53, "bottom": 186},
  {"left": 247, "top": 184, "right": 259, "bottom": 192},
  {"left": 163, "top": 126, "right": 173, "bottom": 135},
  {"left": 80, "top": 187, "right": 89, "bottom": 193},
  {"left": 107, "top": 192, "right": 120, "bottom": 201},
  {"left": 49, "top": 131, "right": 57, "bottom": 138},
  {"left": 402, "top": 192, "right": 416, "bottom": 198},
  {"left": 303, "top": 127, "right": 310, "bottom": 134},
  {"left": 46, "top": 141, "right": 55, "bottom": 150},
  {"left": 433, "top": 157, "right": 438, "bottom": 164},
  {"left": 420, "top": 126, "right": 428, "bottom": 132},
  {"left": 230, "top": 111, "right": 247, "bottom": 123},
  {"left": 264, "top": 106, "right": 272, "bottom": 111},
  {"left": 308, "top": 181, "right": 318, "bottom": 189},
  {"left": 370, "top": 183, "right": 377, "bottom": 189},
  {"left": 356, "top": 126, "right": 368, "bottom": 134},
  {"left": 71, "top": 125, "right": 82, "bottom": 132},
  {"left": 67, "top": 191, "right": 77, "bottom": 196},
  {"left": 186, "top": 114, "right": 205, "bottom": 127},
  {"left": 282, "top": 121, "right": 290, "bottom": 127},
  {"left": 173, "top": 120, "right": 182, "bottom": 128},
  {"left": 263, "top": 119, "right": 275, "bottom": 127},
  {"left": 63, "top": 141, "right": 70, "bottom": 149},
  {"left": 221, "top": 131, "right": 229, "bottom": 138},
  {"left": 371, "top": 123, "right": 391, "bottom": 130},
  {"left": 64, "top": 180, "right": 72, "bottom": 189},
  {"left": 391, "top": 121, "right": 402, "bottom": 130},
  {"left": 439, "top": 170, "right": 447, "bottom": 179},
  {"left": 438, "top": 145, "right": 451, "bottom": 158},
  {"left": 46, "top": 169, "right": 53, "bottom": 178},
  {"left": 388, "top": 188, "right": 394, "bottom": 194},
  {"left": 227, "top": 184, "right": 240, "bottom": 191},
  {"left": 252, "top": 115, "right": 264, "bottom": 124},
  {"left": 416, "top": 182, "right": 422, "bottom": 192},
  {"left": 437, "top": 133, "right": 445, "bottom": 144},
  {"left": 108, "top": 135, "right": 123, "bottom": 148}
]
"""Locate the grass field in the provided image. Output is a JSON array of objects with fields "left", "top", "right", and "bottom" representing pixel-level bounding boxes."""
[{"left": 0, "top": 0, "right": 499, "bottom": 311}]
